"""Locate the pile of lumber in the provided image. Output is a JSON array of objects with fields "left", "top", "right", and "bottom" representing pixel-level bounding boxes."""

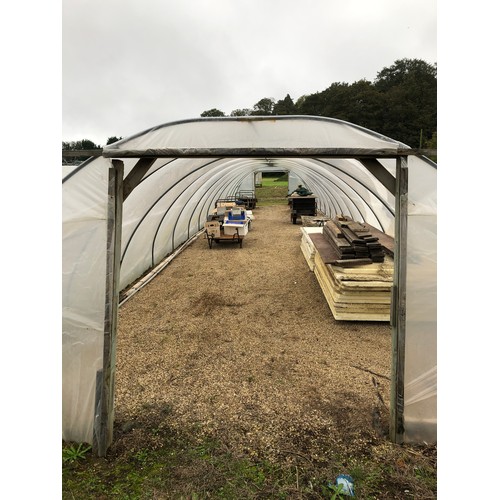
[
  {"left": 313, "top": 252, "right": 393, "bottom": 321},
  {"left": 301, "top": 216, "right": 395, "bottom": 321},
  {"left": 322, "top": 216, "right": 387, "bottom": 264},
  {"left": 300, "top": 226, "right": 323, "bottom": 271},
  {"left": 301, "top": 215, "right": 330, "bottom": 227}
]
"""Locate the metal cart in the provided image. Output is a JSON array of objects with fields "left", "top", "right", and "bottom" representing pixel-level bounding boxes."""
[{"left": 287, "top": 195, "right": 317, "bottom": 224}]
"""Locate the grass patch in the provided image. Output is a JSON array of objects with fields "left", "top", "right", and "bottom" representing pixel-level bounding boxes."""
[
  {"left": 63, "top": 434, "right": 301, "bottom": 499},
  {"left": 256, "top": 177, "right": 289, "bottom": 206},
  {"left": 63, "top": 427, "right": 436, "bottom": 499}
]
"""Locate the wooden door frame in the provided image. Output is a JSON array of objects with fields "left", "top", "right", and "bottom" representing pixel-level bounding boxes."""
[{"left": 94, "top": 151, "right": 411, "bottom": 455}]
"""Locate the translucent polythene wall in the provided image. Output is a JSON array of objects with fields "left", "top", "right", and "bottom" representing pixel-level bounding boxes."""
[
  {"left": 288, "top": 172, "right": 301, "bottom": 194},
  {"left": 119, "top": 157, "right": 259, "bottom": 290},
  {"left": 62, "top": 159, "right": 108, "bottom": 444},
  {"left": 402, "top": 156, "right": 437, "bottom": 443}
]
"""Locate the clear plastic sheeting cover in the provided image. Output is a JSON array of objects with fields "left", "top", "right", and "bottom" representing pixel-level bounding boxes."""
[
  {"left": 402, "top": 157, "right": 437, "bottom": 443},
  {"left": 62, "top": 116, "right": 437, "bottom": 446},
  {"left": 104, "top": 116, "right": 402, "bottom": 156},
  {"left": 62, "top": 160, "right": 109, "bottom": 444}
]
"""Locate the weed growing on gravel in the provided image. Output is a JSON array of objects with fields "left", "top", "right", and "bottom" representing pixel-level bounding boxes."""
[
  {"left": 62, "top": 442, "right": 92, "bottom": 464},
  {"left": 322, "top": 481, "right": 352, "bottom": 499}
]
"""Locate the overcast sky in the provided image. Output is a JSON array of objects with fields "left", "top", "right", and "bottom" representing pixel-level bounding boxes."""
[{"left": 62, "top": 0, "right": 437, "bottom": 145}]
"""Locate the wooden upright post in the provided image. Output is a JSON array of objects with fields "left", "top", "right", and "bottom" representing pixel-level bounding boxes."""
[
  {"left": 93, "top": 160, "right": 124, "bottom": 456},
  {"left": 390, "top": 156, "right": 408, "bottom": 443}
]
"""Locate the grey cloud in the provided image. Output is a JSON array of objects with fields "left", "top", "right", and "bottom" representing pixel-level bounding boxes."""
[{"left": 63, "top": 0, "right": 437, "bottom": 145}]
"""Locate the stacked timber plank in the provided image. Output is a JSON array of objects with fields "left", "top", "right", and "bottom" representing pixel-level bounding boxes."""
[
  {"left": 300, "top": 226, "right": 323, "bottom": 271},
  {"left": 301, "top": 215, "right": 331, "bottom": 227},
  {"left": 313, "top": 252, "right": 393, "bottom": 321},
  {"left": 323, "top": 217, "right": 386, "bottom": 264},
  {"left": 302, "top": 215, "right": 395, "bottom": 321}
]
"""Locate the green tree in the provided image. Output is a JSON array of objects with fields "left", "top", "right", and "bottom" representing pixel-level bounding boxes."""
[
  {"left": 106, "top": 136, "right": 122, "bottom": 145},
  {"left": 321, "top": 82, "right": 353, "bottom": 121},
  {"left": 294, "top": 90, "right": 327, "bottom": 116},
  {"left": 374, "top": 58, "right": 436, "bottom": 91},
  {"left": 62, "top": 139, "right": 100, "bottom": 150},
  {"left": 295, "top": 95, "right": 307, "bottom": 111},
  {"left": 250, "top": 97, "right": 275, "bottom": 115},
  {"left": 344, "top": 79, "right": 384, "bottom": 131},
  {"left": 62, "top": 139, "right": 101, "bottom": 163},
  {"left": 422, "top": 131, "right": 437, "bottom": 162},
  {"left": 201, "top": 108, "right": 226, "bottom": 117},
  {"left": 423, "top": 131, "right": 437, "bottom": 149},
  {"left": 273, "top": 94, "right": 296, "bottom": 115},
  {"left": 230, "top": 108, "right": 252, "bottom": 116},
  {"left": 374, "top": 58, "right": 437, "bottom": 146}
]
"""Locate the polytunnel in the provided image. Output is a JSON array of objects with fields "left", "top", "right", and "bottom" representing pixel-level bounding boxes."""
[{"left": 62, "top": 115, "right": 437, "bottom": 456}]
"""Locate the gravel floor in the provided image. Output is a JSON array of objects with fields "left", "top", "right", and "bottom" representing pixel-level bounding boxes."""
[{"left": 115, "top": 204, "right": 392, "bottom": 461}]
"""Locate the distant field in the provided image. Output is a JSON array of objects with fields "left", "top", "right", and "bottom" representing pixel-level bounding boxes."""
[{"left": 256, "top": 177, "right": 288, "bottom": 206}]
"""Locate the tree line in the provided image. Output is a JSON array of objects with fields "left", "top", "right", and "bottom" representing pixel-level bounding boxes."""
[
  {"left": 201, "top": 58, "right": 436, "bottom": 149},
  {"left": 62, "top": 136, "right": 122, "bottom": 163},
  {"left": 62, "top": 136, "right": 122, "bottom": 151},
  {"left": 62, "top": 58, "right": 436, "bottom": 157}
]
